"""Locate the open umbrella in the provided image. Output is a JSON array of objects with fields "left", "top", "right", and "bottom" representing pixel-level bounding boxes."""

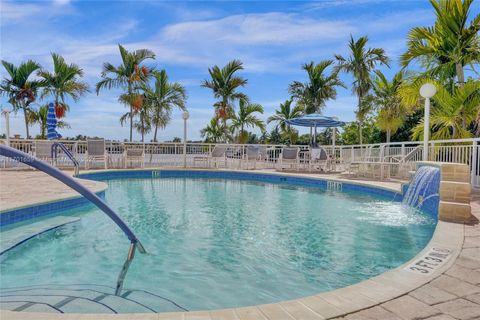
[{"left": 286, "top": 114, "right": 345, "bottom": 145}]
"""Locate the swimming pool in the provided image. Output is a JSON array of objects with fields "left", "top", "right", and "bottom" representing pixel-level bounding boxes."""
[{"left": 0, "top": 171, "right": 436, "bottom": 313}]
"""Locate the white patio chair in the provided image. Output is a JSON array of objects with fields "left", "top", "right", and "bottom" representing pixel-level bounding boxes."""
[
  {"left": 33, "top": 140, "right": 54, "bottom": 164},
  {"left": 123, "top": 147, "right": 145, "bottom": 169},
  {"left": 277, "top": 147, "right": 300, "bottom": 171},
  {"left": 208, "top": 145, "right": 228, "bottom": 168},
  {"left": 309, "top": 147, "right": 329, "bottom": 172},
  {"left": 85, "top": 139, "right": 110, "bottom": 169},
  {"left": 242, "top": 145, "right": 261, "bottom": 170}
]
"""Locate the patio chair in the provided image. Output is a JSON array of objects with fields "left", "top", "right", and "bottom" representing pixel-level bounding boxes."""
[
  {"left": 242, "top": 145, "right": 261, "bottom": 169},
  {"left": 208, "top": 145, "right": 228, "bottom": 168},
  {"left": 33, "top": 140, "right": 54, "bottom": 164},
  {"left": 85, "top": 139, "right": 110, "bottom": 169},
  {"left": 123, "top": 147, "right": 145, "bottom": 168},
  {"left": 309, "top": 147, "right": 329, "bottom": 172},
  {"left": 277, "top": 147, "right": 300, "bottom": 171}
]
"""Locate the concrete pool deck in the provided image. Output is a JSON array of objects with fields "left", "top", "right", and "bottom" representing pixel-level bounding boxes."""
[{"left": 0, "top": 169, "right": 479, "bottom": 320}]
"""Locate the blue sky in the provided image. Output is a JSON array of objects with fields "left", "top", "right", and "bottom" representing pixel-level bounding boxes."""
[{"left": 1, "top": 0, "right": 470, "bottom": 141}]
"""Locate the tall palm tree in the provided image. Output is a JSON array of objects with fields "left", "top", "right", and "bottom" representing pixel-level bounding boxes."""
[
  {"left": 401, "top": 0, "right": 479, "bottom": 86},
  {"left": 267, "top": 99, "right": 303, "bottom": 144},
  {"left": 289, "top": 60, "right": 345, "bottom": 114},
  {"left": 200, "top": 117, "right": 225, "bottom": 143},
  {"left": 335, "top": 35, "right": 390, "bottom": 144},
  {"left": 230, "top": 98, "right": 265, "bottom": 143},
  {"left": 0, "top": 60, "right": 42, "bottom": 138},
  {"left": 410, "top": 80, "right": 480, "bottom": 140},
  {"left": 141, "top": 70, "right": 187, "bottom": 142},
  {"left": 201, "top": 59, "right": 248, "bottom": 142},
  {"left": 28, "top": 104, "right": 70, "bottom": 139},
  {"left": 369, "top": 71, "right": 410, "bottom": 143},
  {"left": 96, "top": 44, "right": 155, "bottom": 141},
  {"left": 39, "top": 53, "right": 88, "bottom": 119}
]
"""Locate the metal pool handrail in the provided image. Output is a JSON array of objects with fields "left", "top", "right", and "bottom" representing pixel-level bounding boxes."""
[
  {"left": 0, "top": 144, "right": 146, "bottom": 295},
  {"left": 51, "top": 142, "right": 80, "bottom": 177}
]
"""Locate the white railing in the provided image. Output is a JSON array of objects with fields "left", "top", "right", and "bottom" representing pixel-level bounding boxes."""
[{"left": 1, "top": 138, "right": 479, "bottom": 187}]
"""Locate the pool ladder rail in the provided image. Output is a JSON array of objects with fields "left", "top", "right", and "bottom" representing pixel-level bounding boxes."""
[
  {"left": 327, "top": 180, "right": 343, "bottom": 192},
  {"left": 0, "top": 144, "right": 146, "bottom": 296},
  {"left": 51, "top": 142, "right": 80, "bottom": 177}
]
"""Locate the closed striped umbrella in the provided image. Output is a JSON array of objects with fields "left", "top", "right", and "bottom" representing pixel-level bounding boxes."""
[{"left": 47, "top": 102, "right": 62, "bottom": 140}]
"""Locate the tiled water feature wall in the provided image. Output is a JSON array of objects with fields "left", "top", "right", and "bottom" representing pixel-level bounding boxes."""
[{"left": 404, "top": 162, "right": 473, "bottom": 223}]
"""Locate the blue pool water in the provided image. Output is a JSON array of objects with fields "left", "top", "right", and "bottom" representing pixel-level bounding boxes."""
[{"left": 0, "top": 177, "right": 436, "bottom": 312}]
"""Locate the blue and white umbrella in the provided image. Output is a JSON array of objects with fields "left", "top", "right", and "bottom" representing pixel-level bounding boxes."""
[
  {"left": 47, "top": 102, "right": 62, "bottom": 140},
  {"left": 286, "top": 114, "right": 345, "bottom": 145}
]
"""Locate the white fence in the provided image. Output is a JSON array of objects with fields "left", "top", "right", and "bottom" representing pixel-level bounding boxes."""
[{"left": 1, "top": 138, "right": 479, "bottom": 187}]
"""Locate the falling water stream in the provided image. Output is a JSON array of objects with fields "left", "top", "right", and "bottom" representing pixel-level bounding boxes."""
[{"left": 403, "top": 165, "right": 441, "bottom": 214}]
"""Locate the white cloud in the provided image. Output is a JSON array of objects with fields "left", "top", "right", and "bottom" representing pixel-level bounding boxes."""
[
  {"left": 161, "top": 12, "right": 355, "bottom": 45},
  {"left": 0, "top": 0, "right": 75, "bottom": 26}
]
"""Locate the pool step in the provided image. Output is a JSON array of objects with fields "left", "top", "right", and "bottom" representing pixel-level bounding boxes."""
[
  {"left": 0, "top": 216, "right": 80, "bottom": 255},
  {"left": 0, "top": 284, "right": 187, "bottom": 313}
]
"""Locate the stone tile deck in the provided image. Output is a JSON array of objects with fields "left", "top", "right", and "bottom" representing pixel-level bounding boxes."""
[
  {"left": 334, "top": 191, "right": 480, "bottom": 320},
  {"left": 0, "top": 170, "right": 106, "bottom": 211},
  {"left": 1, "top": 169, "right": 479, "bottom": 320}
]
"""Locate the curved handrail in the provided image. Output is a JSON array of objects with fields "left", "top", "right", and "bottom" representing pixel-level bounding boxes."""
[
  {"left": 0, "top": 144, "right": 146, "bottom": 295},
  {"left": 51, "top": 142, "right": 80, "bottom": 177}
]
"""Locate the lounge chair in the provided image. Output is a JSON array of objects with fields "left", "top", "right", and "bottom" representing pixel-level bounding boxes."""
[
  {"left": 85, "top": 139, "right": 110, "bottom": 169},
  {"left": 242, "top": 145, "right": 261, "bottom": 169},
  {"left": 309, "top": 147, "right": 329, "bottom": 172},
  {"left": 208, "top": 145, "right": 227, "bottom": 168},
  {"left": 278, "top": 147, "right": 299, "bottom": 171},
  {"left": 123, "top": 147, "right": 145, "bottom": 168},
  {"left": 33, "top": 140, "right": 54, "bottom": 164}
]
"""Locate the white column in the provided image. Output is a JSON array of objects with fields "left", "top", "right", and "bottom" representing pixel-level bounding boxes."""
[
  {"left": 4, "top": 110, "right": 10, "bottom": 147},
  {"left": 182, "top": 111, "right": 189, "bottom": 168}
]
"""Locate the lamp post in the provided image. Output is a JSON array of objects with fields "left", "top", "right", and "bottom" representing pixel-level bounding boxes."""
[
  {"left": 182, "top": 111, "right": 189, "bottom": 168},
  {"left": 1, "top": 108, "right": 10, "bottom": 147},
  {"left": 419, "top": 83, "right": 437, "bottom": 161}
]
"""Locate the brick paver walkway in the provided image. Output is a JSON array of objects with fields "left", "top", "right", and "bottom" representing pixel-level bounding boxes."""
[{"left": 335, "top": 192, "right": 480, "bottom": 320}]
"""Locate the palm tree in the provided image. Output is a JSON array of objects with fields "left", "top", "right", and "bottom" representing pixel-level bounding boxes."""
[
  {"left": 401, "top": 0, "right": 479, "bottom": 86},
  {"left": 38, "top": 53, "right": 88, "bottom": 119},
  {"left": 267, "top": 99, "right": 303, "bottom": 144},
  {"left": 335, "top": 35, "right": 390, "bottom": 144},
  {"left": 201, "top": 59, "right": 248, "bottom": 142},
  {"left": 0, "top": 60, "right": 42, "bottom": 138},
  {"left": 28, "top": 104, "right": 70, "bottom": 139},
  {"left": 96, "top": 44, "right": 155, "bottom": 141},
  {"left": 289, "top": 60, "right": 345, "bottom": 114},
  {"left": 200, "top": 117, "right": 225, "bottom": 143},
  {"left": 410, "top": 80, "right": 480, "bottom": 140},
  {"left": 230, "top": 98, "right": 265, "bottom": 143},
  {"left": 141, "top": 70, "right": 187, "bottom": 142},
  {"left": 369, "top": 71, "right": 410, "bottom": 143}
]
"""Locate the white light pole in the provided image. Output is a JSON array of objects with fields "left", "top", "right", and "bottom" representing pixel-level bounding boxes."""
[
  {"left": 2, "top": 109, "right": 10, "bottom": 146},
  {"left": 182, "top": 111, "right": 189, "bottom": 168},
  {"left": 420, "top": 83, "right": 437, "bottom": 161}
]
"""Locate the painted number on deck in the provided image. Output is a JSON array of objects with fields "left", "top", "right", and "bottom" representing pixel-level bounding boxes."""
[{"left": 405, "top": 247, "right": 453, "bottom": 275}]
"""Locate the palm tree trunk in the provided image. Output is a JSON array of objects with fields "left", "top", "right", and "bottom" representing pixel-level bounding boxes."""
[
  {"left": 456, "top": 63, "right": 465, "bottom": 87},
  {"left": 359, "top": 122, "right": 363, "bottom": 145},
  {"left": 358, "top": 95, "right": 363, "bottom": 145},
  {"left": 22, "top": 102, "right": 30, "bottom": 139},
  {"left": 128, "top": 83, "right": 133, "bottom": 142},
  {"left": 222, "top": 97, "right": 228, "bottom": 143},
  {"left": 153, "top": 124, "right": 158, "bottom": 142}
]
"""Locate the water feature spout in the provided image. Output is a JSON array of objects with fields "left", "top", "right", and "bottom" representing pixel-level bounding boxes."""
[{"left": 403, "top": 165, "right": 441, "bottom": 217}]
